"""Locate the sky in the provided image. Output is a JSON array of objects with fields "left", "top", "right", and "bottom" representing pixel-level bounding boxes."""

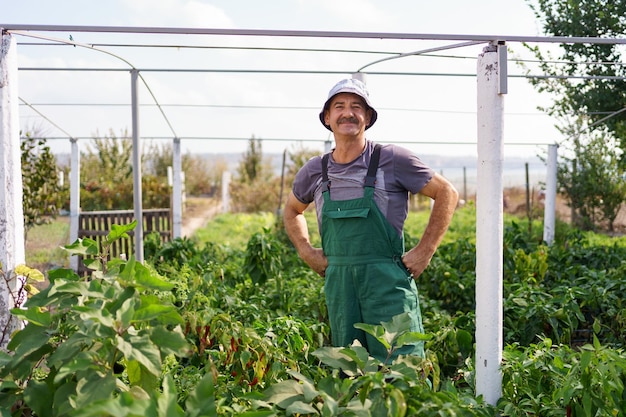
[{"left": 2, "top": 0, "right": 561, "bottom": 165}]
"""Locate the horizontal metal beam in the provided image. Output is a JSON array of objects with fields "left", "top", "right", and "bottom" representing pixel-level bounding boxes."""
[{"left": 4, "top": 24, "right": 626, "bottom": 45}]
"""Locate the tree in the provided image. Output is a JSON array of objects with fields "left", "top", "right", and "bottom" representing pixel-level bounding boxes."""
[
  {"left": 525, "top": 0, "right": 626, "bottom": 231},
  {"left": 237, "top": 136, "right": 264, "bottom": 182},
  {"left": 80, "top": 131, "right": 170, "bottom": 210},
  {"left": 526, "top": 0, "right": 626, "bottom": 157},
  {"left": 555, "top": 120, "right": 625, "bottom": 232},
  {"left": 143, "top": 141, "right": 223, "bottom": 196},
  {"left": 20, "top": 133, "right": 65, "bottom": 236},
  {"left": 231, "top": 136, "right": 280, "bottom": 213}
]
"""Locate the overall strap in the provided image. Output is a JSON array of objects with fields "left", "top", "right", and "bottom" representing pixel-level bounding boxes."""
[
  {"left": 364, "top": 143, "right": 382, "bottom": 188},
  {"left": 321, "top": 142, "right": 382, "bottom": 193},
  {"left": 321, "top": 152, "right": 331, "bottom": 193}
]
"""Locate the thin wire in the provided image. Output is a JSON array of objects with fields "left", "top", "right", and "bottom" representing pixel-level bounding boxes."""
[
  {"left": 137, "top": 72, "right": 178, "bottom": 137},
  {"left": 358, "top": 41, "right": 484, "bottom": 72},
  {"left": 16, "top": 41, "right": 626, "bottom": 68},
  {"left": 21, "top": 135, "right": 556, "bottom": 146},
  {"left": 16, "top": 65, "right": 626, "bottom": 81},
  {"left": 18, "top": 102, "right": 550, "bottom": 116},
  {"left": 9, "top": 30, "right": 179, "bottom": 139},
  {"left": 587, "top": 106, "right": 626, "bottom": 129},
  {"left": 18, "top": 97, "right": 76, "bottom": 140},
  {"left": 17, "top": 41, "right": 399, "bottom": 56}
]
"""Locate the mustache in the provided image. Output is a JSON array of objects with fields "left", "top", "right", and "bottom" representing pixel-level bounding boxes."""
[{"left": 338, "top": 117, "right": 359, "bottom": 124}]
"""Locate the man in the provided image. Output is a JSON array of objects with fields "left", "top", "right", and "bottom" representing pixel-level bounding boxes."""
[{"left": 283, "top": 78, "right": 458, "bottom": 362}]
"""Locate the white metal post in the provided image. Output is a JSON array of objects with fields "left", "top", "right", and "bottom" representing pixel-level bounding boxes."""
[
  {"left": 475, "top": 42, "right": 506, "bottom": 405},
  {"left": 131, "top": 69, "right": 144, "bottom": 262},
  {"left": 543, "top": 144, "right": 558, "bottom": 245},
  {"left": 69, "top": 138, "right": 80, "bottom": 271},
  {"left": 0, "top": 32, "right": 25, "bottom": 346},
  {"left": 172, "top": 137, "right": 182, "bottom": 239},
  {"left": 222, "top": 171, "right": 231, "bottom": 213}
]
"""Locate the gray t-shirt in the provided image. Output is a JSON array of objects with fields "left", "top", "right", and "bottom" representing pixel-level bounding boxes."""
[{"left": 292, "top": 141, "right": 434, "bottom": 236}]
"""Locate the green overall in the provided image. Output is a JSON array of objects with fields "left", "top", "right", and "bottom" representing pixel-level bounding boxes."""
[{"left": 321, "top": 144, "right": 424, "bottom": 362}]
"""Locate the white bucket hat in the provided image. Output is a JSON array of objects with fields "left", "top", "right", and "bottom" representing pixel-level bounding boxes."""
[{"left": 319, "top": 78, "right": 378, "bottom": 131}]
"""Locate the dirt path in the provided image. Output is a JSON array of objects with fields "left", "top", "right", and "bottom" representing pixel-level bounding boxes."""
[{"left": 181, "top": 197, "right": 222, "bottom": 237}]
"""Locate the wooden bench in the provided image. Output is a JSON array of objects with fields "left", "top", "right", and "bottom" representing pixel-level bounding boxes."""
[{"left": 77, "top": 208, "right": 172, "bottom": 273}]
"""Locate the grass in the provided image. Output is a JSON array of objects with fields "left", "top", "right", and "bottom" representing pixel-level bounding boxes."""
[
  {"left": 25, "top": 217, "right": 71, "bottom": 271},
  {"left": 193, "top": 211, "right": 278, "bottom": 248}
]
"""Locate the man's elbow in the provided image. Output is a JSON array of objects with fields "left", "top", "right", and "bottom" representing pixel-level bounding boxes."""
[{"left": 445, "top": 183, "right": 460, "bottom": 208}]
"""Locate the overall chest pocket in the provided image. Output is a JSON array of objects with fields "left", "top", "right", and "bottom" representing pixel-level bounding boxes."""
[{"left": 324, "top": 207, "right": 370, "bottom": 219}]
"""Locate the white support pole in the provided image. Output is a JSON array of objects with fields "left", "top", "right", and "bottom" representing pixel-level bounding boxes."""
[
  {"left": 475, "top": 42, "right": 506, "bottom": 405},
  {"left": 222, "top": 171, "right": 231, "bottom": 213},
  {"left": 351, "top": 72, "right": 366, "bottom": 83},
  {"left": 172, "top": 137, "right": 182, "bottom": 239},
  {"left": 131, "top": 69, "right": 144, "bottom": 262},
  {"left": 0, "top": 32, "right": 25, "bottom": 347},
  {"left": 543, "top": 144, "right": 558, "bottom": 245},
  {"left": 69, "top": 138, "right": 80, "bottom": 271}
]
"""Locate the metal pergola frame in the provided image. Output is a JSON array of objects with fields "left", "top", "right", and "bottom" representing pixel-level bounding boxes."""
[{"left": 2, "top": 24, "right": 626, "bottom": 404}]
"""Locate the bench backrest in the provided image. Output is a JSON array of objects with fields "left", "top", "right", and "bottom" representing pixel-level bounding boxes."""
[{"left": 77, "top": 208, "right": 172, "bottom": 273}]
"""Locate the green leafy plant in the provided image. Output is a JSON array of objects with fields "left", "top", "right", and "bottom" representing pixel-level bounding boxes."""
[
  {"left": 259, "top": 312, "right": 493, "bottom": 416},
  {"left": 0, "top": 222, "right": 198, "bottom": 416},
  {"left": 499, "top": 337, "right": 626, "bottom": 416},
  {"left": 0, "top": 265, "right": 46, "bottom": 347}
]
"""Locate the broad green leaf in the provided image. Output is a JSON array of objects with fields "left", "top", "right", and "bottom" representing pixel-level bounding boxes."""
[
  {"left": 394, "top": 331, "right": 431, "bottom": 349},
  {"left": 83, "top": 258, "right": 103, "bottom": 272},
  {"left": 49, "top": 281, "right": 104, "bottom": 299},
  {"left": 134, "top": 303, "right": 181, "bottom": 325},
  {"left": 286, "top": 400, "right": 317, "bottom": 415},
  {"left": 64, "top": 238, "right": 100, "bottom": 256},
  {"left": 47, "top": 268, "right": 80, "bottom": 283},
  {"left": 511, "top": 297, "right": 528, "bottom": 306},
  {"left": 52, "top": 380, "right": 78, "bottom": 416},
  {"left": 312, "top": 347, "right": 359, "bottom": 376},
  {"left": 300, "top": 377, "right": 319, "bottom": 403},
  {"left": 126, "top": 359, "right": 159, "bottom": 393},
  {"left": 321, "top": 394, "right": 339, "bottom": 416},
  {"left": 157, "top": 375, "right": 184, "bottom": 417},
  {"left": 133, "top": 263, "right": 175, "bottom": 290},
  {"left": 10, "top": 306, "right": 51, "bottom": 327},
  {"left": 264, "top": 380, "right": 304, "bottom": 409},
  {"left": 54, "top": 352, "right": 100, "bottom": 383},
  {"left": 107, "top": 221, "right": 137, "bottom": 244},
  {"left": 115, "top": 334, "right": 161, "bottom": 377},
  {"left": 115, "top": 297, "right": 136, "bottom": 329},
  {"left": 23, "top": 379, "right": 54, "bottom": 417},
  {"left": 345, "top": 397, "right": 371, "bottom": 414},
  {"left": 6, "top": 323, "right": 49, "bottom": 356},
  {"left": 381, "top": 312, "right": 413, "bottom": 345},
  {"left": 70, "top": 390, "right": 155, "bottom": 417},
  {"left": 47, "top": 332, "right": 93, "bottom": 370},
  {"left": 75, "top": 306, "right": 116, "bottom": 329},
  {"left": 388, "top": 388, "right": 407, "bottom": 417},
  {"left": 15, "top": 264, "right": 45, "bottom": 282},
  {"left": 353, "top": 322, "right": 389, "bottom": 349},
  {"left": 148, "top": 326, "right": 190, "bottom": 357},
  {"left": 185, "top": 372, "right": 217, "bottom": 417},
  {"left": 455, "top": 329, "right": 472, "bottom": 355},
  {"left": 75, "top": 372, "right": 117, "bottom": 408},
  {"left": 118, "top": 257, "right": 174, "bottom": 290},
  {"left": 339, "top": 345, "right": 377, "bottom": 372}
]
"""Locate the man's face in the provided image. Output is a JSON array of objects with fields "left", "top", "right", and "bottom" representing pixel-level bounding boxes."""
[{"left": 324, "top": 93, "right": 372, "bottom": 136}]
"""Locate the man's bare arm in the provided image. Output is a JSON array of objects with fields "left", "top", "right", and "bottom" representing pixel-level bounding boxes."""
[
  {"left": 283, "top": 191, "right": 328, "bottom": 276},
  {"left": 402, "top": 173, "right": 459, "bottom": 279}
]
